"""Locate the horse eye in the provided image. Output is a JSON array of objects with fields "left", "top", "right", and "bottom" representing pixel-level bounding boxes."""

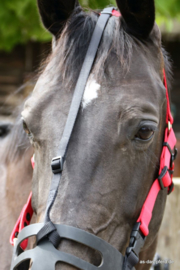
[
  {"left": 135, "top": 126, "right": 155, "bottom": 141},
  {"left": 23, "top": 120, "right": 31, "bottom": 135}
]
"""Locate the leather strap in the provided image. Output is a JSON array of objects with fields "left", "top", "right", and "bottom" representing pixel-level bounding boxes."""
[
  {"left": 45, "top": 7, "right": 114, "bottom": 221},
  {"left": 136, "top": 70, "right": 177, "bottom": 236},
  {"left": 37, "top": 7, "right": 115, "bottom": 247},
  {"left": 54, "top": 7, "right": 114, "bottom": 162}
]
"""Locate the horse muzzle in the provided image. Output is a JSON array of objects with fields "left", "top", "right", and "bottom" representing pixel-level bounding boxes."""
[{"left": 10, "top": 222, "right": 145, "bottom": 270}]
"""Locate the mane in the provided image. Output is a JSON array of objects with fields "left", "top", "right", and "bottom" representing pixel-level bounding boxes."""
[
  {"left": 41, "top": 7, "right": 134, "bottom": 89},
  {"left": 41, "top": 7, "right": 172, "bottom": 93}
]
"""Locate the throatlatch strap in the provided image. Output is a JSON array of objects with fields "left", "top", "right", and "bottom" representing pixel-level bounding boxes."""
[{"left": 37, "top": 7, "right": 115, "bottom": 247}]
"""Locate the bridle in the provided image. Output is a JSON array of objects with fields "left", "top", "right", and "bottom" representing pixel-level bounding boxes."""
[{"left": 10, "top": 7, "right": 177, "bottom": 270}]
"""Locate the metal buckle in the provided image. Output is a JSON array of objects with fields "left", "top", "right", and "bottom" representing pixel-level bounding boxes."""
[
  {"left": 158, "top": 166, "right": 168, "bottom": 190},
  {"left": 168, "top": 121, "right": 172, "bottom": 131},
  {"left": 51, "top": 156, "right": 64, "bottom": 174}
]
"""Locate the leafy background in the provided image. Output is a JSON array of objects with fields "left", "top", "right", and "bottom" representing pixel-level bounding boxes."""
[{"left": 0, "top": 0, "right": 180, "bottom": 51}]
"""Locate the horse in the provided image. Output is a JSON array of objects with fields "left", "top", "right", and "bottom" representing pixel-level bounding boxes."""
[
  {"left": 19, "top": 0, "right": 176, "bottom": 269},
  {"left": 0, "top": 113, "right": 33, "bottom": 270}
]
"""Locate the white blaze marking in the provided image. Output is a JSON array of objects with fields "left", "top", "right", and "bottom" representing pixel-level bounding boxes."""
[{"left": 82, "top": 76, "right": 100, "bottom": 109}]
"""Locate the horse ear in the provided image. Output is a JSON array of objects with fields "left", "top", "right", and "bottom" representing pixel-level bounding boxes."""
[
  {"left": 37, "top": 0, "right": 79, "bottom": 37},
  {"left": 116, "top": 0, "right": 155, "bottom": 38}
]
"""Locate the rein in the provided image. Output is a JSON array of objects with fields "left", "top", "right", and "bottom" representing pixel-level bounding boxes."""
[{"left": 10, "top": 7, "right": 177, "bottom": 270}]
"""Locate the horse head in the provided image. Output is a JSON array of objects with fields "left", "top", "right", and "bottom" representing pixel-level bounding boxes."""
[{"left": 19, "top": 1, "right": 175, "bottom": 269}]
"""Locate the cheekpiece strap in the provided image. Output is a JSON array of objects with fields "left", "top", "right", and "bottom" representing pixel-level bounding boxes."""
[
  {"left": 136, "top": 70, "right": 177, "bottom": 237},
  {"left": 37, "top": 7, "right": 115, "bottom": 246}
]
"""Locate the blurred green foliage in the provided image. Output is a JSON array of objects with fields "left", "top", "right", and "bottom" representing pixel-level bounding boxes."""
[
  {"left": 0, "top": 0, "right": 50, "bottom": 51},
  {"left": 156, "top": 0, "right": 180, "bottom": 30},
  {"left": 0, "top": 0, "right": 180, "bottom": 51}
]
